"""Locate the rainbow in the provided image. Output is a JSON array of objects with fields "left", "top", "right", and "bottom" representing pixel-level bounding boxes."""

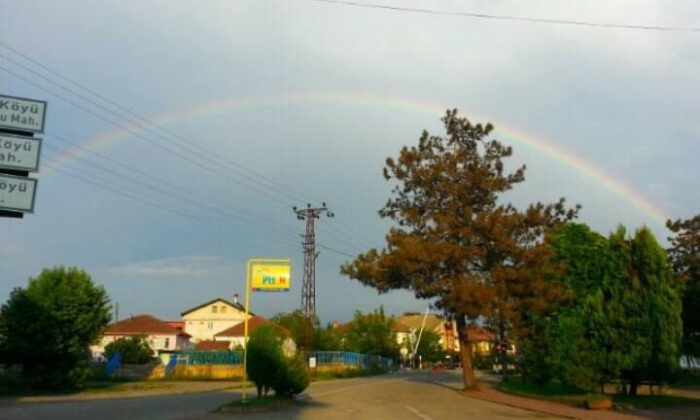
[{"left": 43, "top": 91, "right": 669, "bottom": 227}]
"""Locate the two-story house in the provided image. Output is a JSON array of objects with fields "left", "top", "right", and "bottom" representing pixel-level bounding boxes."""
[{"left": 181, "top": 297, "right": 248, "bottom": 343}]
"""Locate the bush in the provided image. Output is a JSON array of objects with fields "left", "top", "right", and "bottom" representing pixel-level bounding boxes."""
[
  {"left": 247, "top": 325, "right": 285, "bottom": 398},
  {"left": 274, "top": 355, "right": 309, "bottom": 397},
  {"left": 104, "top": 336, "right": 153, "bottom": 364}
]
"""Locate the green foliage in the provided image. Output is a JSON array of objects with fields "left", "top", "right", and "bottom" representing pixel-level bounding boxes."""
[
  {"left": 519, "top": 224, "right": 683, "bottom": 394},
  {"left": 274, "top": 355, "right": 309, "bottom": 397},
  {"left": 344, "top": 307, "right": 400, "bottom": 360},
  {"left": 666, "top": 215, "right": 700, "bottom": 353},
  {"left": 104, "top": 336, "right": 153, "bottom": 364},
  {"left": 246, "top": 325, "right": 309, "bottom": 398},
  {"left": 0, "top": 267, "right": 110, "bottom": 390},
  {"left": 414, "top": 330, "right": 445, "bottom": 363},
  {"left": 271, "top": 310, "right": 314, "bottom": 350},
  {"left": 314, "top": 324, "right": 344, "bottom": 351},
  {"left": 246, "top": 325, "right": 285, "bottom": 398}
]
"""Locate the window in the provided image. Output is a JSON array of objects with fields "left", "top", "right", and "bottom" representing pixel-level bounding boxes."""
[
  {"left": 212, "top": 305, "right": 218, "bottom": 313},
  {"left": 164, "top": 337, "right": 170, "bottom": 348},
  {"left": 221, "top": 306, "right": 227, "bottom": 313},
  {"left": 207, "top": 321, "right": 213, "bottom": 329}
]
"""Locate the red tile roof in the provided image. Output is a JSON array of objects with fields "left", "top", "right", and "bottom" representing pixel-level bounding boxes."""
[
  {"left": 214, "top": 316, "right": 290, "bottom": 338},
  {"left": 195, "top": 340, "right": 231, "bottom": 351},
  {"left": 104, "top": 315, "right": 190, "bottom": 337},
  {"left": 467, "top": 326, "right": 496, "bottom": 342},
  {"left": 165, "top": 321, "right": 185, "bottom": 330}
]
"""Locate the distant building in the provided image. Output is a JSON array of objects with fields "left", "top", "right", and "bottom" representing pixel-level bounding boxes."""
[
  {"left": 92, "top": 314, "right": 192, "bottom": 358},
  {"left": 215, "top": 315, "right": 296, "bottom": 356},
  {"left": 180, "top": 296, "right": 248, "bottom": 343},
  {"left": 195, "top": 340, "right": 231, "bottom": 351}
]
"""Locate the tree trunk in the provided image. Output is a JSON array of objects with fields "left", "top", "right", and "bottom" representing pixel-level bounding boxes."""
[
  {"left": 629, "top": 380, "right": 638, "bottom": 396},
  {"left": 456, "top": 315, "right": 477, "bottom": 389}
]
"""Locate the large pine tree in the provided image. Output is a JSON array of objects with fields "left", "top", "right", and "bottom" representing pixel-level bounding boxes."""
[{"left": 341, "top": 110, "right": 578, "bottom": 388}]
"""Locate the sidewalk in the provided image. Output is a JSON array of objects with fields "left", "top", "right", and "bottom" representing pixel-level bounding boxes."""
[{"left": 431, "top": 371, "right": 642, "bottom": 420}]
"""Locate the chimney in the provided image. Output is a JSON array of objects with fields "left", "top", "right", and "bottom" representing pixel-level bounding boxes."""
[{"left": 233, "top": 293, "right": 239, "bottom": 305}]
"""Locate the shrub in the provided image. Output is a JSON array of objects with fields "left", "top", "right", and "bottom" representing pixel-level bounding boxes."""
[
  {"left": 104, "top": 336, "right": 153, "bottom": 364},
  {"left": 274, "top": 355, "right": 310, "bottom": 397},
  {"left": 247, "top": 325, "right": 285, "bottom": 398}
]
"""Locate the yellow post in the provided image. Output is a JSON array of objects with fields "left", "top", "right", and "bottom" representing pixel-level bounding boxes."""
[
  {"left": 242, "top": 259, "right": 252, "bottom": 403},
  {"left": 241, "top": 258, "right": 290, "bottom": 403}
]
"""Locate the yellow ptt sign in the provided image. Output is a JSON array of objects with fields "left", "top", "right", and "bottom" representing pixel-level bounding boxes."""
[{"left": 251, "top": 263, "right": 291, "bottom": 292}]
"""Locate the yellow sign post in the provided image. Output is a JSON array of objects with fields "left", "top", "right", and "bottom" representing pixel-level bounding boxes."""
[{"left": 241, "top": 258, "right": 291, "bottom": 403}]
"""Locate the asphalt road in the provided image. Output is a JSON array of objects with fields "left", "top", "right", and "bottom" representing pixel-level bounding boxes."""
[{"left": 0, "top": 372, "right": 563, "bottom": 420}]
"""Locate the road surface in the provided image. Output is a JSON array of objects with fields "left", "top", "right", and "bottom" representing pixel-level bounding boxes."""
[{"left": 0, "top": 371, "right": 563, "bottom": 419}]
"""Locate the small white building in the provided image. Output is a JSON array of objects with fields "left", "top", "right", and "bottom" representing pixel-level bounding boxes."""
[
  {"left": 92, "top": 314, "right": 192, "bottom": 358},
  {"left": 181, "top": 297, "right": 248, "bottom": 343}
]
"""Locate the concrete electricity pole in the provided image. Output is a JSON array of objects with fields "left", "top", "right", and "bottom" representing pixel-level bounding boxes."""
[{"left": 293, "top": 203, "right": 333, "bottom": 319}]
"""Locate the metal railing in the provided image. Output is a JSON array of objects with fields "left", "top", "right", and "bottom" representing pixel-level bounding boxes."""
[{"left": 166, "top": 350, "right": 394, "bottom": 370}]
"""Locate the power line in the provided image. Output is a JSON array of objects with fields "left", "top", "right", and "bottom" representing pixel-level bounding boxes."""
[
  {"left": 44, "top": 131, "right": 297, "bottom": 234},
  {"left": 41, "top": 158, "right": 301, "bottom": 248},
  {"left": 309, "top": 0, "right": 700, "bottom": 33},
  {"left": 0, "top": 42, "right": 368, "bottom": 258},
  {"left": 0, "top": 63, "right": 298, "bottom": 208},
  {"left": 0, "top": 46, "right": 316, "bottom": 205},
  {"left": 41, "top": 149, "right": 358, "bottom": 258},
  {"left": 41, "top": 143, "right": 301, "bottom": 241}
]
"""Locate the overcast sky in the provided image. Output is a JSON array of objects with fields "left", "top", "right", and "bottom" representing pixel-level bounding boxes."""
[{"left": 1, "top": 0, "right": 698, "bottom": 323}]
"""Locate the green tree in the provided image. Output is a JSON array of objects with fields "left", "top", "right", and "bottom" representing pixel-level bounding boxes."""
[
  {"left": 246, "top": 325, "right": 285, "bottom": 398},
  {"left": 271, "top": 310, "right": 315, "bottom": 350},
  {"left": 314, "top": 323, "right": 344, "bottom": 351},
  {"left": 666, "top": 215, "right": 700, "bottom": 360},
  {"left": 104, "top": 336, "right": 153, "bottom": 364},
  {"left": 414, "top": 330, "right": 445, "bottom": 363},
  {"left": 525, "top": 224, "right": 682, "bottom": 394},
  {"left": 341, "top": 110, "right": 577, "bottom": 388},
  {"left": 344, "top": 307, "right": 400, "bottom": 359},
  {"left": 0, "top": 267, "right": 111, "bottom": 389}
]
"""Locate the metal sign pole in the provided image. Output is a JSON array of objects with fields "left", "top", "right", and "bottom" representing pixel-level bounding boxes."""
[{"left": 242, "top": 259, "right": 253, "bottom": 403}]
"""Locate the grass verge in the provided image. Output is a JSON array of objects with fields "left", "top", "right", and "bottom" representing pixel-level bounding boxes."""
[
  {"left": 499, "top": 377, "right": 700, "bottom": 410},
  {"left": 311, "top": 368, "right": 386, "bottom": 381}
]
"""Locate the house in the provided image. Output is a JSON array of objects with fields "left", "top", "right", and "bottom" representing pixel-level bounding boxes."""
[
  {"left": 180, "top": 296, "right": 248, "bottom": 343},
  {"left": 394, "top": 312, "right": 457, "bottom": 354},
  {"left": 214, "top": 315, "right": 296, "bottom": 356},
  {"left": 92, "top": 314, "right": 192, "bottom": 358},
  {"left": 393, "top": 312, "right": 502, "bottom": 357},
  {"left": 195, "top": 340, "right": 231, "bottom": 351}
]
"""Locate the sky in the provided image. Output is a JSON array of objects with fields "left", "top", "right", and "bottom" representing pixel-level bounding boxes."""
[{"left": 0, "top": 0, "right": 698, "bottom": 323}]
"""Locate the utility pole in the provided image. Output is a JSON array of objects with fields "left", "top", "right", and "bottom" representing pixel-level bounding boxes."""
[{"left": 293, "top": 203, "right": 333, "bottom": 320}]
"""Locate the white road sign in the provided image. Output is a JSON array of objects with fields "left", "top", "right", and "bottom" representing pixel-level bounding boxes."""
[
  {"left": 0, "top": 94, "right": 47, "bottom": 133},
  {"left": 0, "top": 173, "right": 37, "bottom": 213},
  {"left": 0, "top": 134, "right": 42, "bottom": 172}
]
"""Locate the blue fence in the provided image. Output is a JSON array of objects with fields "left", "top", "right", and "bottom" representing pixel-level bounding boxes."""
[
  {"left": 166, "top": 350, "right": 393, "bottom": 370},
  {"left": 306, "top": 351, "right": 394, "bottom": 371},
  {"left": 173, "top": 350, "right": 244, "bottom": 365}
]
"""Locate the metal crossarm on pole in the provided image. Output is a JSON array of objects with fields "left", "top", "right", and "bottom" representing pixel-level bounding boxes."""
[{"left": 293, "top": 203, "right": 333, "bottom": 320}]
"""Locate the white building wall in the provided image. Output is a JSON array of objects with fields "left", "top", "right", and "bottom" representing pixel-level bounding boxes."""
[{"left": 182, "top": 300, "right": 246, "bottom": 342}]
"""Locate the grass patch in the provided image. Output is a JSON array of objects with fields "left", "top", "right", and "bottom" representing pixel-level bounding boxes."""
[
  {"left": 311, "top": 368, "right": 385, "bottom": 381},
  {"left": 216, "top": 395, "right": 294, "bottom": 414},
  {"left": 79, "top": 381, "right": 175, "bottom": 394},
  {"left": 500, "top": 377, "right": 700, "bottom": 410},
  {"left": 499, "top": 377, "right": 586, "bottom": 407},
  {"left": 675, "top": 373, "right": 700, "bottom": 388},
  {"left": 612, "top": 394, "right": 700, "bottom": 409}
]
